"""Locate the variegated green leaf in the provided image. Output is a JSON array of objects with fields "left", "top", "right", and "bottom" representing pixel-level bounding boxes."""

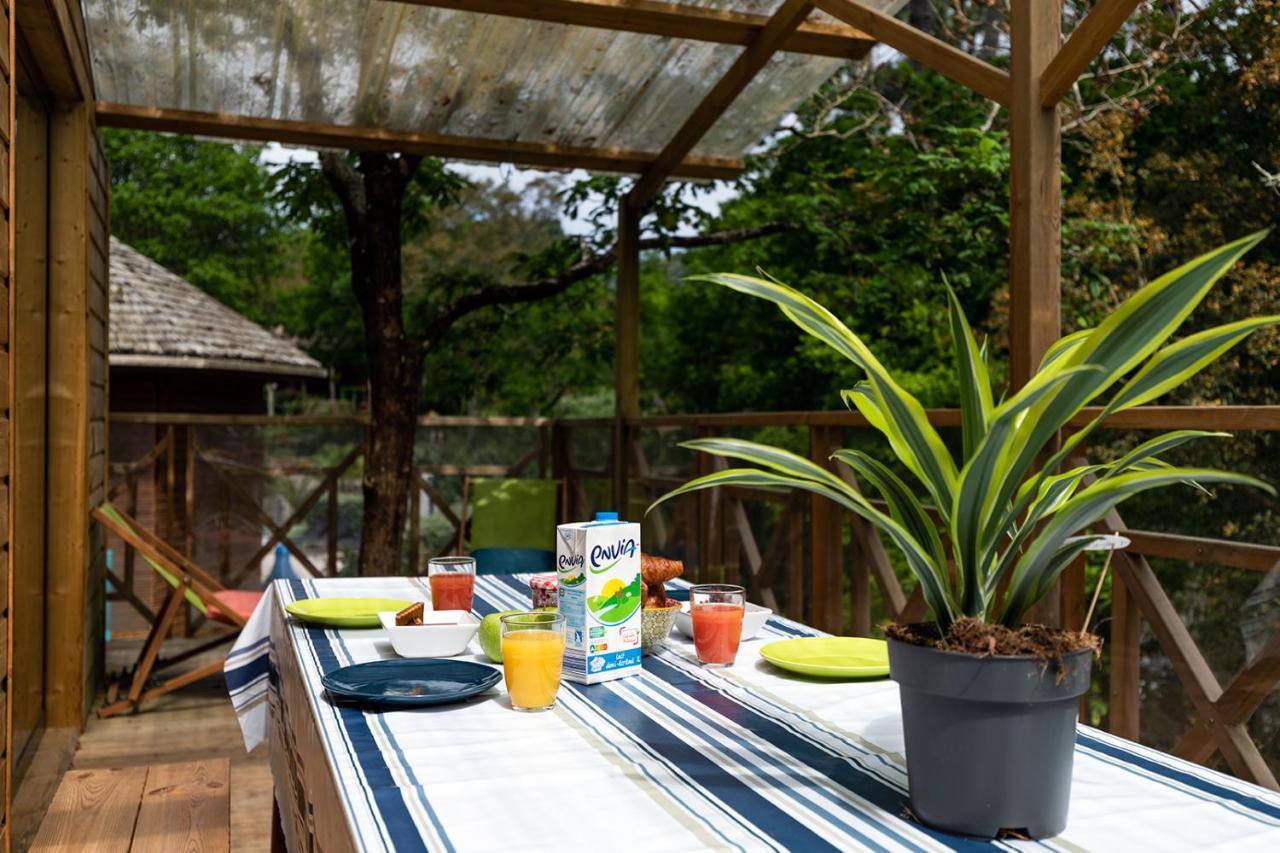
[
  {"left": 946, "top": 282, "right": 993, "bottom": 461},
  {"left": 694, "top": 273, "right": 959, "bottom": 518},
  {"left": 1108, "top": 430, "right": 1229, "bottom": 477},
  {"left": 831, "top": 449, "right": 947, "bottom": 571},
  {"left": 1039, "top": 327, "right": 1092, "bottom": 372},
  {"left": 1111, "top": 316, "right": 1280, "bottom": 410},
  {"left": 679, "top": 437, "right": 847, "bottom": 493},
  {"left": 952, "top": 366, "right": 1101, "bottom": 614},
  {"left": 649, "top": 467, "right": 958, "bottom": 626},
  {"left": 1000, "top": 467, "right": 1274, "bottom": 625},
  {"left": 984, "top": 231, "right": 1268, "bottom": 548}
]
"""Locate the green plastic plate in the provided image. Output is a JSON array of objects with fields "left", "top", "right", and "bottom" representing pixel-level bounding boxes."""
[
  {"left": 284, "top": 598, "right": 418, "bottom": 629},
  {"left": 759, "top": 637, "right": 890, "bottom": 679}
]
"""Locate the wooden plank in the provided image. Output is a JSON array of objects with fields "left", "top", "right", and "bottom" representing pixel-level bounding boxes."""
[
  {"left": 132, "top": 760, "right": 231, "bottom": 853},
  {"left": 1110, "top": 536, "right": 1278, "bottom": 788},
  {"left": 1173, "top": 620, "right": 1280, "bottom": 765},
  {"left": 1008, "top": 0, "right": 1062, "bottom": 390},
  {"left": 30, "top": 766, "right": 148, "bottom": 853},
  {"left": 814, "top": 0, "right": 1010, "bottom": 105},
  {"left": 1041, "top": 0, "right": 1143, "bottom": 106},
  {"left": 399, "top": 0, "right": 875, "bottom": 58},
  {"left": 1108, "top": 553, "right": 1141, "bottom": 740},
  {"left": 45, "top": 99, "right": 93, "bottom": 727},
  {"left": 101, "top": 405, "right": 1280, "bottom": 432},
  {"left": 109, "top": 412, "right": 555, "bottom": 428},
  {"left": 96, "top": 103, "right": 742, "bottom": 181},
  {"left": 1119, "top": 529, "right": 1280, "bottom": 573},
  {"left": 627, "top": 0, "right": 816, "bottom": 208},
  {"left": 808, "top": 425, "right": 844, "bottom": 633}
]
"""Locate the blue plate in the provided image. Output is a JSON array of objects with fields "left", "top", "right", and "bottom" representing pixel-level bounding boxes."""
[{"left": 321, "top": 659, "right": 501, "bottom": 708}]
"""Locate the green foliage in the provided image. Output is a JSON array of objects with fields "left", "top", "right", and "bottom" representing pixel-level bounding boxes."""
[
  {"left": 103, "top": 129, "right": 298, "bottom": 322},
  {"left": 654, "top": 237, "right": 1278, "bottom": 630}
]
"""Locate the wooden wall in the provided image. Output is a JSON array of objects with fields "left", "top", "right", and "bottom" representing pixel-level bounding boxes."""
[
  {"left": 1, "top": 0, "right": 14, "bottom": 845},
  {"left": 85, "top": 117, "right": 109, "bottom": 713},
  {"left": 5, "top": 1, "right": 106, "bottom": 845}
]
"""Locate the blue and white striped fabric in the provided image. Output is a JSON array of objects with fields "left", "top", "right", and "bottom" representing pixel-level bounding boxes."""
[{"left": 225, "top": 577, "right": 1280, "bottom": 851}]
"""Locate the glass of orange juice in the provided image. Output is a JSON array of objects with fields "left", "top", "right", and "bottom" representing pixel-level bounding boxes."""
[
  {"left": 690, "top": 584, "right": 745, "bottom": 667},
  {"left": 501, "top": 612, "right": 566, "bottom": 711},
  {"left": 427, "top": 556, "right": 475, "bottom": 611}
]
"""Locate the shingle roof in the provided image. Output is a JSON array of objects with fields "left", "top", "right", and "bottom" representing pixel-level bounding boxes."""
[{"left": 109, "top": 237, "right": 325, "bottom": 379}]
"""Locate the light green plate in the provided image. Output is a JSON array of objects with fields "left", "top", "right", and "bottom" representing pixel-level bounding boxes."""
[
  {"left": 759, "top": 637, "right": 890, "bottom": 679},
  {"left": 284, "top": 598, "right": 417, "bottom": 629}
]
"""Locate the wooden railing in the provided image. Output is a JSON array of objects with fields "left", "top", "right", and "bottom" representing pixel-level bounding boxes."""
[{"left": 105, "top": 406, "right": 1280, "bottom": 786}]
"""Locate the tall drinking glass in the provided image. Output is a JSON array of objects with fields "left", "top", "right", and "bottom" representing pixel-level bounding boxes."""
[
  {"left": 501, "top": 612, "right": 566, "bottom": 711},
  {"left": 690, "top": 584, "right": 745, "bottom": 667},
  {"left": 428, "top": 556, "right": 476, "bottom": 612}
]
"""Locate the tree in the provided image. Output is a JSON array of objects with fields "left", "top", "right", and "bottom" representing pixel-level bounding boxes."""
[
  {"left": 275, "top": 149, "right": 801, "bottom": 574},
  {"left": 103, "top": 130, "right": 297, "bottom": 322}
]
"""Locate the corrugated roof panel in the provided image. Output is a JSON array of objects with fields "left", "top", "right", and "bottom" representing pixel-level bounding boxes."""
[{"left": 84, "top": 0, "right": 870, "bottom": 163}]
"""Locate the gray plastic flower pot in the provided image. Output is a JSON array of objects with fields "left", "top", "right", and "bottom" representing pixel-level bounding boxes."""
[{"left": 887, "top": 635, "right": 1093, "bottom": 839}]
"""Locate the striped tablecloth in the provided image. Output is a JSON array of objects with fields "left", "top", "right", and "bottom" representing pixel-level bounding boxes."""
[{"left": 225, "top": 576, "right": 1280, "bottom": 852}]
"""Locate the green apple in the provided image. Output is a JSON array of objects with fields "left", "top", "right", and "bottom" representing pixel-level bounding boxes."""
[{"left": 478, "top": 607, "right": 558, "bottom": 663}]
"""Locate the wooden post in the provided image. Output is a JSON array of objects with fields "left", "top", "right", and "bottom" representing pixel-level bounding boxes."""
[
  {"left": 550, "top": 422, "right": 572, "bottom": 523},
  {"left": 327, "top": 480, "right": 339, "bottom": 575},
  {"left": 613, "top": 202, "right": 640, "bottom": 514},
  {"left": 808, "top": 425, "right": 844, "bottom": 633},
  {"left": 1010, "top": 0, "right": 1063, "bottom": 627},
  {"left": 165, "top": 424, "right": 177, "bottom": 544},
  {"left": 847, "top": 519, "right": 872, "bottom": 637},
  {"left": 408, "top": 470, "right": 421, "bottom": 576},
  {"left": 787, "top": 500, "right": 804, "bottom": 623},
  {"left": 1008, "top": 0, "right": 1062, "bottom": 390},
  {"left": 1109, "top": 560, "right": 1141, "bottom": 741},
  {"left": 220, "top": 484, "right": 231, "bottom": 577},
  {"left": 184, "top": 427, "right": 195, "bottom": 558}
]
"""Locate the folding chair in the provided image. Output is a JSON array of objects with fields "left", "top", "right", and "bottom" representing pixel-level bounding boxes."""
[
  {"left": 93, "top": 502, "right": 263, "bottom": 717},
  {"left": 456, "top": 478, "right": 565, "bottom": 574}
]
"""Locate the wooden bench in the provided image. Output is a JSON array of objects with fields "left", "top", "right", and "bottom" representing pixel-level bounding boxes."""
[{"left": 31, "top": 759, "right": 230, "bottom": 852}]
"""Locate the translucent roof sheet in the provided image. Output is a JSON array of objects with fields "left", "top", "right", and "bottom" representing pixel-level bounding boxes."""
[{"left": 82, "top": 0, "right": 868, "bottom": 164}]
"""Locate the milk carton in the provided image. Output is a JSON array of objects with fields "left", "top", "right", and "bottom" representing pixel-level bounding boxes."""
[{"left": 556, "top": 512, "right": 642, "bottom": 684}]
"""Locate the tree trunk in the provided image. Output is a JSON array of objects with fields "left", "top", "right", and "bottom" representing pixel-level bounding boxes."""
[{"left": 323, "top": 152, "right": 424, "bottom": 576}]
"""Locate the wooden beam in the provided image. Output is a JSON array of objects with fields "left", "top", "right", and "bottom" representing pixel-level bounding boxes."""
[
  {"left": 1040, "top": 0, "right": 1143, "bottom": 106},
  {"left": 95, "top": 102, "right": 743, "bottom": 181},
  {"left": 613, "top": 203, "right": 640, "bottom": 511},
  {"left": 628, "top": 0, "right": 816, "bottom": 209},
  {"left": 1120, "top": 529, "right": 1280, "bottom": 573},
  {"left": 398, "top": 0, "right": 875, "bottom": 59},
  {"left": 813, "top": 0, "right": 1010, "bottom": 106},
  {"left": 1008, "top": 0, "right": 1062, "bottom": 389}
]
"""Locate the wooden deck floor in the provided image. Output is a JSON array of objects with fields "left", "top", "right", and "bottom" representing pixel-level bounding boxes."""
[{"left": 27, "top": 637, "right": 273, "bottom": 852}]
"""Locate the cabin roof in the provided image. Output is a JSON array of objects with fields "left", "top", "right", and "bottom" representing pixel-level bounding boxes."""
[{"left": 109, "top": 237, "right": 326, "bottom": 379}]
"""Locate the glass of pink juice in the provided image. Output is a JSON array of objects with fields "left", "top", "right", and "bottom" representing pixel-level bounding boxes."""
[
  {"left": 427, "top": 556, "right": 476, "bottom": 611},
  {"left": 690, "top": 584, "right": 745, "bottom": 666}
]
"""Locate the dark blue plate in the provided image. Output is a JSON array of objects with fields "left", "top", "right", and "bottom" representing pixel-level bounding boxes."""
[
  {"left": 665, "top": 585, "right": 690, "bottom": 602},
  {"left": 321, "top": 659, "right": 501, "bottom": 708}
]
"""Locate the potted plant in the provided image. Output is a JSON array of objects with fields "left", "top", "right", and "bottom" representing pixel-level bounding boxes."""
[{"left": 651, "top": 231, "right": 1277, "bottom": 838}]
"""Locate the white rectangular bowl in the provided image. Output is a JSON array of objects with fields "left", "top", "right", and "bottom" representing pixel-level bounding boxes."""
[{"left": 378, "top": 610, "right": 480, "bottom": 658}]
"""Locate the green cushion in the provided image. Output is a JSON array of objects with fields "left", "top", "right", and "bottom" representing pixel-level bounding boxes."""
[{"left": 469, "top": 479, "right": 557, "bottom": 552}]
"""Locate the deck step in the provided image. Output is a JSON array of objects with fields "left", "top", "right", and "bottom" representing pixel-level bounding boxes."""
[{"left": 31, "top": 759, "right": 230, "bottom": 852}]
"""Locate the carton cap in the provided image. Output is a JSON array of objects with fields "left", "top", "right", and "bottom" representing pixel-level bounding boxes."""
[{"left": 594, "top": 511, "right": 620, "bottom": 522}]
